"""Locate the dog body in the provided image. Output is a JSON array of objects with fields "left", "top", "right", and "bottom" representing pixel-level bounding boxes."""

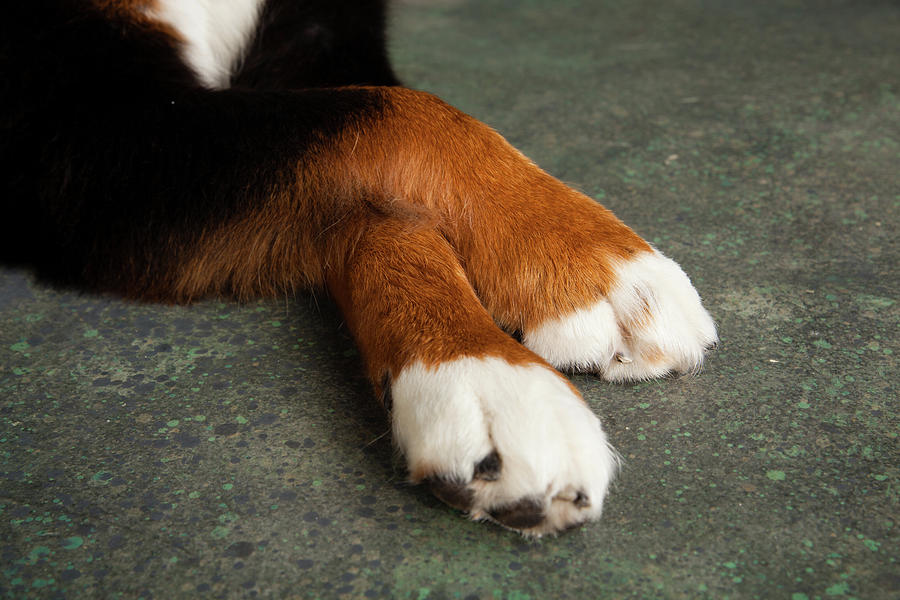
[{"left": 0, "top": 0, "right": 717, "bottom": 535}]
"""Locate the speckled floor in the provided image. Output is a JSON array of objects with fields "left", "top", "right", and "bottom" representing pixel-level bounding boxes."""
[{"left": 2, "top": 0, "right": 898, "bottom": 598}]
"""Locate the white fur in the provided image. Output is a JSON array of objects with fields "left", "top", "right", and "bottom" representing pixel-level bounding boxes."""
[
  {"left": 150, "top": 0, "right": 266, "bottom": 88},
  {"left": 523, "top": 250, "right": 718, "bottom": 381},
  {"left": 391, "top": 357, "right": 618, "bottom": 535},
  {"left": 521, "top": 298, "right": 621, "bottom": 371}
]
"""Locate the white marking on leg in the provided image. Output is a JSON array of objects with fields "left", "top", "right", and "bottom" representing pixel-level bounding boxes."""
[
  {"left": 522, "top": 299, "right": 621, "bottom": 371},
  {"left": 391, "top": 356, "right": 618, "bottom": 535}
]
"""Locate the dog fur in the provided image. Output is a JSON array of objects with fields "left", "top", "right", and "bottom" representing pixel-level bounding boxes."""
[{"left": 0, "top": 0, "right": 717, "bottom": 535}]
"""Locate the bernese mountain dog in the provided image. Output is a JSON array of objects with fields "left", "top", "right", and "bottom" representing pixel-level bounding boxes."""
[{"left": 0, "top": 0, "right": 717, "bottom": 535}]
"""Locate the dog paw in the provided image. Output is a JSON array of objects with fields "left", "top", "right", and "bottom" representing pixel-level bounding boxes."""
[
  {"left": 522, "top": 250, "right": 718, "bottom": 381},
  {"left": 390, "top": 356, "right": 618, "bottom": 536}
]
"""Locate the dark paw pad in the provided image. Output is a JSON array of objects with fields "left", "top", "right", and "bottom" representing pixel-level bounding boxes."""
[
  {"left": 426, "top": 477, "right": 474, "bottom": 511},
  {"left": 473, "top": 451, "right": 502, "bottom": 481},
  {"left": 488, "top": 497, "right": 545, "bottom": 530},
  {"left": 573, "top": 490, "right": 590, "bottom": 508}
]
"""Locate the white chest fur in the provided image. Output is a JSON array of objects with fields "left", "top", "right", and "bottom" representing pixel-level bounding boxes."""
[{"left": 150, "top": 0, "right": 267, "bottom": 88}]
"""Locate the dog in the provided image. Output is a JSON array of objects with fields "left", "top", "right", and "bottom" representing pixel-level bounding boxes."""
[{"left": 0, "top": 0, "right": 717, "bottom": 535}]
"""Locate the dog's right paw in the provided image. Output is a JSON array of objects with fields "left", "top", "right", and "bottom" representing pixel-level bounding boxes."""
[
  {"left": 390, "top": 356, "right": 618, "bottom": 536},
  {"left": 522, "top": 250, "right": 718, "bottom": 381}
]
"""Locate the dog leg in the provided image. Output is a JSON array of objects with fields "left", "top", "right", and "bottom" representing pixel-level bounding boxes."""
[
  {"left": 316, "top": 88, "right": 719, "bottom": 381},
  {"left": 325, "top": 212, "right": 618, "bottom": 536}
]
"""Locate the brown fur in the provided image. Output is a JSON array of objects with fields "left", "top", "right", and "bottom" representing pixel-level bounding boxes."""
[
  {"left": 332, "top": 88, "right": 653, "bottom": 331},
  {"left": 147, "top": 87, "right": 646, "bottom": 395},
  {"left": 325, "top": 211, "right": 549, "bottom": 400},
  {"left": 91, "top": 0, "right": 157, "bottom": 21},
  {"left": 90, "top": 0, "right": 184, "bottom": 46}
]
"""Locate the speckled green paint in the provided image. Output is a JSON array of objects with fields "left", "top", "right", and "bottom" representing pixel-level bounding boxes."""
[
  {"left": 60, "top": 537, "right": 83, "bottom": 550},
  {"left": 767, "top": 470, "right": 787, "bottom": 481}
]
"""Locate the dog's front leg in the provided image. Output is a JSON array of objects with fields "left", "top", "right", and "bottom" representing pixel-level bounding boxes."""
[{"left": 324, "top": 211, "right": 618, "bottom": 536}]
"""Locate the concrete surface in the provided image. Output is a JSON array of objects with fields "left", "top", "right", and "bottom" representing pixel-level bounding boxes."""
[{"left": 2, "top": 0, "right": 898, "bottom": 597}]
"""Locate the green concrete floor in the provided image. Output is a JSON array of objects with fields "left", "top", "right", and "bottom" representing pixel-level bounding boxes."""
[{"left": 2, "top": 0, "right": 898, "bottom": 597}]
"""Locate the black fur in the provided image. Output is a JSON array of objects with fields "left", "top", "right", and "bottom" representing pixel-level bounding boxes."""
[
  {"left": 0, "top": 0, "right": 395, "bottom": 294},
  {"left": 235, "top": 0, "right": 399, "bottom": 89}
]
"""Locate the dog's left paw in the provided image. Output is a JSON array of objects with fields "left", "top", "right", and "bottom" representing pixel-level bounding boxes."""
[
  {"left": 523, "top": 250, "right": 718, "bottom": 381},
  {"left": 391, "top": 356, "right": 618, "bottom": 536}
]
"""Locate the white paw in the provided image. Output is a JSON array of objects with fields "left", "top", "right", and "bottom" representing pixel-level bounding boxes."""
[
  {"left": 522, "top": 250, "right": 718, "bottom": 381},
  {"left": 390, "top": 356, "right": 618, "bottom": 536}
]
